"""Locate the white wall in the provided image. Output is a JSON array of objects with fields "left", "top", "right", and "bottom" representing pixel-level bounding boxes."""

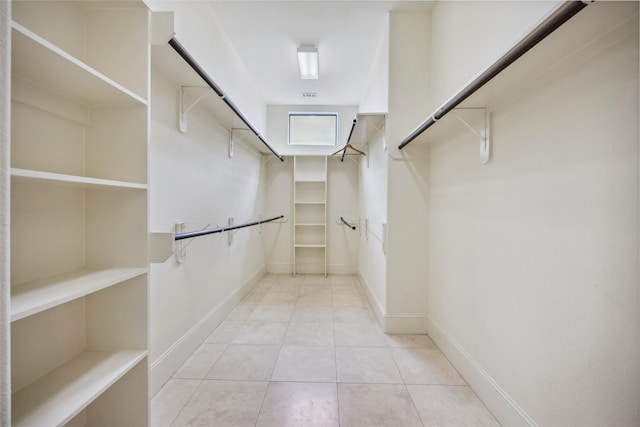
[
  {"left": 357, "top": 129, "right": 388, "bottom": 324},
  {"left": 424, "top": 2, "right": 639, "bottom": 425},
  {"left": 0, "top": 2, "right": 11, "bottom": 424},
  {"left": 384, "top": 11, "right": 431, "bottom": 333},
  {"left": 266, "top": 105, "right": 358, "bottom": 156},
  {"left": 262, "top": 157, "right": 293, "bottom": 273},
  {"left": 148, "top": 66, "right": 267, "bottom": 395},
  {"left": 144, "top": 1, "right": 267, "bottom": 134},
  {"left": 359, "top": 15, "right": 389, "bottom": 114}
]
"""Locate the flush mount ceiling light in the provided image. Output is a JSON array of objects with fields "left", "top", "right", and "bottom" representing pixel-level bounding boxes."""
[{"left": 297, "top": 45, "right": 319, "bottom": 80}]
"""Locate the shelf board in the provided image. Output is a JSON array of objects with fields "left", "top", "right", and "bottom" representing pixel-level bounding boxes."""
[
  {"left": 12, "top": 350, "right": 147, "bottom": 427},
  {"left": 295, "top": 179, "right": 326, "bottom": 183},
  {"left": 11, "top": 268, "right": 148, "bottom": 322},
  {"left": 294, "top": 201, "right": 325, "bottom": 205},
  {"left": 11, "top": 168, "right": 148, "bottom": 190},
  {"left": 295, "top": 244, "right": 326, "bottom": 248},
  {"left": 11, "top": 22, "right": 146, "bottom": 107},
  {"left": 295, "top": 223, "right": 326, "bottom": 227},
  {"left": 405, "top": 2, "right": 638, "bottom": 148}
]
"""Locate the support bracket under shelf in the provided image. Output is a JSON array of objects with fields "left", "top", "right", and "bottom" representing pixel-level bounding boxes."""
[
  {"left": 179, "top": 86, "right": 212, "bottom": 133},
  {"left": 452, "top": 108, "right": 491, "bottom": 164}
]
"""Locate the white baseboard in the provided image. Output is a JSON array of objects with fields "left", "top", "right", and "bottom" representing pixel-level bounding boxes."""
[
  {"left": 425, "top": 316, "right": 536, "bottom": 427},
  {"left": 149, "top": 265, "right": 265, "bottom": 397},
  {"left": 356, "top": 269, "right": 427, "bottom": 334},
  {"left": 356, "top": 269, "right": 386, "bottom": 328}
]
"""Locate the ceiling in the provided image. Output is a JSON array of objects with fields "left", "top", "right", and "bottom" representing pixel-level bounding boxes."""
[{"left": 207, "top": 1, "right": 433, "bottom": 107}]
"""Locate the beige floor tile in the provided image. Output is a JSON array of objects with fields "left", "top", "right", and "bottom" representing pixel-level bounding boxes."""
[
  {"left": 256, "top": 382, "right": 339, "bottom": 427},
  {"left": 232, "top": 321, "right": 288, "bottom": 345},
  {"left": 338, "top": 383, "right": 423, "bottom": 427},
  {"left": 303, "top": 275, "right": 332, "bottom": 286},
  {"left": 173, "top": 343, "right": 226, "bottom": 379},
  {"left": 260, "top": 292, "right": 298, "bottom": 305},
  {"left": 248, "top": 304, "right": 294, "bottom": 322},
  {"left": 407, "top": 385, "right": 500, "bottom": 426},
  {"left": 335, "top": 347, "right": 403, "bottom": 384},
  {"left": 150, "top": 379, "right": 200, "bottom": 427},
  {"left": 331, "top": 283, "right": 361, "bottom": 295},
  {"left": 330, "top": 275, "right": 358, "bottom": 286},
  {"left": 269, "top": 282, "right": 302, "bottom": 294},
  {"left": 253, "top": 281, "right": 274, "bottom": 293},
  {"left": 291, "top": 305, "right": 334, "bottom": 323},
  {"left": 332, "top": 293, "right": 367, "bottom": 308},
  {"left": 207, "top": 344, "right": 280, "bottom": 381},
  {"left": 284, "top": 322, "right": 334, "bottom": 346},
  {"left": 226, "top": 302, "right": 256, "bottom": 321},
  {"left": 299, "top": 285, "right": 332, "bottom": 296},
  {"left": 391, "top": 348, "right": 466, "bottom": 385},
  {"left": 334, "top": 322, "right": 387, "bottom": 347},
  {"left": 242, "top": 291, "right": 267, "bottom": 304},
  {"left": 296, "top": 291, "right": 333, "bottom": 307},
  {"left": 271, "top": 346, "right": 336, "bottom": 382},
  {"left": 172, "top": 380, "right": 267, "bottom": 427},
  {"left": 385, "top": 334, "right": 437, "bottom": 349},
  {"left": 333, "top": 306, "right": 375, "bottom": 324},
  {"left": 205, "top": 320, "right": 244, "bottom": 344}
]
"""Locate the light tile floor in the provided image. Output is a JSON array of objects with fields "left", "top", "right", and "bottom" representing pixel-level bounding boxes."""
[{"left": 151, "top": 274, "right": 500, "bottom": 427}]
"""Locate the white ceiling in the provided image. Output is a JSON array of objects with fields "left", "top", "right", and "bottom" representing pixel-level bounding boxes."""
[{"left": 207, "top": 1, "right": 433, "bottom": 106}]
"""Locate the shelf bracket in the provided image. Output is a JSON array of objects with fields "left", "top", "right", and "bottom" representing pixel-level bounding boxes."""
[
  {"left": 452, "top": 108, "right": 490, "bottom": 164},
  {"left": 229, "top": 130, "right": 234, "bottom": 159},
  {"left": 228, "top": 217, "right": 234, "bottom": 246},
  {"left": 175, "top": 222, "right": 186, "bottom": 263},
  {"left": 179, "top": 86, "right": 212, "bottom": 133}
]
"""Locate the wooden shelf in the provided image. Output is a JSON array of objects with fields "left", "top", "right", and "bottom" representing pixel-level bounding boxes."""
[
  {"left": 11, "top": 168, "right": 148, "bottom": 190},
  {"left": 11, "top": 268, "right": 148, "bottom": 322},
  {"left": 12, "top": 350, "right": 147, "bottom": 427},
  {"left": 11, "top": 22, "right": 146, "bottom": 107}
]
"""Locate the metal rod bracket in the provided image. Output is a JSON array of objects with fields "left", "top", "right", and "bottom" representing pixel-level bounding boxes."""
[
  {"left": 452, "top": 108, "right": 491, "bottom": 164},
  {"left": 175, "top": 222, "right": 186, "bottom": 263},
  {"left": 179, "top": 86, "right": 212, "bottom": 133}
]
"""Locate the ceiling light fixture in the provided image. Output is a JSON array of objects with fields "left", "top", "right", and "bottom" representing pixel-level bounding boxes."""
[{"left": 297, "top": 45, "right": 319, "bottom": 80}]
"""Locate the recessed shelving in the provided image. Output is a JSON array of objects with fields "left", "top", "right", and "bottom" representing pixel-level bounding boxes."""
[
  {"left": 11, "top": 268, "right": 148, "bottom": 322},
  {"left": 11, "top": 22, "right": 146, "bottom": 107},
  {"left": 12, "top": 350, "right": 147, "bottom": 427}
]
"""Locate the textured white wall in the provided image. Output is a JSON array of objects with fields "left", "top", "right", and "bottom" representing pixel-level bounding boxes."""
[
  {"left": 425, "top": 2, "right": 639, "bottom": 425},
  {"left": 148, "top": 67, "right": 267, "bottom": 394},
  {"left": 0, "top": 2, "right": 10, "bottom": 424}
]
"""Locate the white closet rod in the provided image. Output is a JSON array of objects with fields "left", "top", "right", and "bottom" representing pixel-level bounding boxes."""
[{"left": 398, "top": 0, "right": 591, "bottom": 149}]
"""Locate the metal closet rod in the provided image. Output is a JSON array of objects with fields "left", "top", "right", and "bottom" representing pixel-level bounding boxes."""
[
  {"left": 168, "top": 38, "right": 284, "bottom": 162},
  {"left": 398, "top": 0, "right": 591, "bottom": 150},
  {"left": 175, "top": 215, "right": 285, "bottom": 241},
  {"left": 341, "top": 118, "right": 358, "bottom": 162},
  {"left": 340, "top": 217, "right": 357, "bottom": 230}
]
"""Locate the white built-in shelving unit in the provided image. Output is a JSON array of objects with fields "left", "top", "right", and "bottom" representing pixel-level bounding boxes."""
[
  {"left": 293, "top": 156, "right": 327, "bottom": 275},
  {"left": 9, "top": 1, "right": 150, "bottom": 425}
]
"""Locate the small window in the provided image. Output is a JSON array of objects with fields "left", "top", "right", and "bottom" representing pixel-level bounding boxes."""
[{"left": 288, "top": 113, "right": 338, "bottom": 146}]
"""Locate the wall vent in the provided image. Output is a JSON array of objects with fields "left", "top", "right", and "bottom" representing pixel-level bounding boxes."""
[{"left": 302, "top": 92, "right": 318, "bottom": 98}]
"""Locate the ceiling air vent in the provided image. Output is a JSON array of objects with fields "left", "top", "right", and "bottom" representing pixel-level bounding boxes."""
[{"left": 302, "top": 92, "right": 318, "bottom": 98}]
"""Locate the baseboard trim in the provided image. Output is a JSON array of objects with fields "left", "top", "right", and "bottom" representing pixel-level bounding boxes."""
[
  {"left": 149, "top": 265, "right": 265, "bottom": 397},
  {"left": 356, "top": 269, "right": 386, "bottom": 328},
  {"left": 425, "top": 316, "right": 537, "bottom": 427}
]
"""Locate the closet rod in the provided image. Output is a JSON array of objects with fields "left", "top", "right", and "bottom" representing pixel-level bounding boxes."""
[
  {"left": 342, "top": 118, "right": 358, "bottom": 162},
  {"left": 175, "top": 215, "right": 284, "bottom": 241},
  {"left": 340, "top": 217, "right": 357, "bottom": 230},
  {"left": 168, "top": 38, "right": 284, "bottom": 161},
  {"left": 398, "top": 0, "right": 590, "bottom": 150}
]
